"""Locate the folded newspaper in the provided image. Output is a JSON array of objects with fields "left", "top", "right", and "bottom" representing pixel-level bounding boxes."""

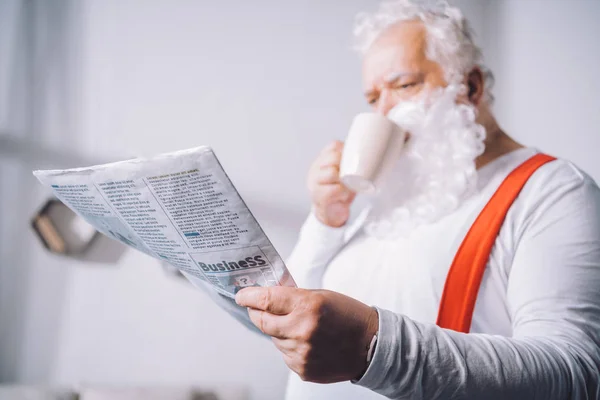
[{"left": 33, "top": 146, "right": 297, "bottom": 298}]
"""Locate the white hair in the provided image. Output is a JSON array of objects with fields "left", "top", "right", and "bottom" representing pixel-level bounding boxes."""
[{"left": 354, "top": 0, "right": 494, "bottom": 103}]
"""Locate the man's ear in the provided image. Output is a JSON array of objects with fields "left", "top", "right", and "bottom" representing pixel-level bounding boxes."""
[{"left": 467, "top": 67, "right": 484, "bottom": 106}]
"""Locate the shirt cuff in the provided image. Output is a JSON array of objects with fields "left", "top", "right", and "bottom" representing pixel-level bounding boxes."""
[
  {"left": 284, "top": 212, "right": 348, "bottom": 289},
  {"left": 353, "top": 307, "right": 400, "bottom": 392},
  {"left": 300, "top": 211, "right": 348, "bottom": 242}
]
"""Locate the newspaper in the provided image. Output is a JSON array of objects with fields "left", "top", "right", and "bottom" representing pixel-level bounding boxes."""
[{"left": 33, "top": 146, "right": 296, "bottom": 298}]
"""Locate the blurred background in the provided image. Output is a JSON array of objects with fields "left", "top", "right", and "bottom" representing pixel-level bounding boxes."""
[{"left": 0, "top": 0, "right": 599, "bottom": 399}]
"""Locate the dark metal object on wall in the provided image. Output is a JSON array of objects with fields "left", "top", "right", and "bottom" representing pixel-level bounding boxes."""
[{"left": 31, "top": 198, "right": 98, "bottom": 255}]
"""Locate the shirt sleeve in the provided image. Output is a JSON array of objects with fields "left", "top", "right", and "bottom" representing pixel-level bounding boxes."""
[
  {"left": 355, "top": 162, "right": 600, "bottom": 399},
  {"left": 285, "top": 212, "right": 348, "bottom": 289}
]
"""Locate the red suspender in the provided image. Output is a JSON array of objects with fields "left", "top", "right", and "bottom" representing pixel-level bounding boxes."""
[{"left": 436, "top": 153, "right": 556, "bottom": 333}]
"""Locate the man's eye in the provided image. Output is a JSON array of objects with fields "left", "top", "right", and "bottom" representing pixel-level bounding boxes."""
[
  {"left": 398, "top": 82, "right": 417, "bottom": 89},
  {"left": 368, "top": 97, "right": 378, "bottom": 105}
]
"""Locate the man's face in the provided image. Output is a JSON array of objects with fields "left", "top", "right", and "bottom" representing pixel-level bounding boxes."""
[
  {"left": 362, "top": 20, "right": 447, "bottom": 115},
  {"left": 358, "top": 21, "right": 487, "bottom": 238}
]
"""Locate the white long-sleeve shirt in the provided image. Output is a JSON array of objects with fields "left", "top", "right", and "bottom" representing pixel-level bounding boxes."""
[
  {"left": 283, "top": 147, "right": 600, "bottom": 399},
  {"left": 192, "top": 147, "right": 600, "bottom": 399}
]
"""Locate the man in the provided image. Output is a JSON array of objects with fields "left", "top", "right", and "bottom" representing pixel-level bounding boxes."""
[{"left": 212, "top": 1, "right": 600, "bottom": 398}]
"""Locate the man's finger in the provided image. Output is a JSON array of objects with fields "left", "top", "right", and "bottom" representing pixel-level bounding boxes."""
[
  {"left": 322, "top": 140, "right": 343, "bottom": 154},
  {"left": 318, "top": 148, "right": 343, "bottom": 168},
  {"left": 271, "top": 337, "right": 297, "bottom": 354},
  {"left": 314, "top": 184, "right": 354, "bottom": 205},
  {"left": 235, "top": 286, "right": 298, "bottom": 315},
  {"left": 247, "top": 308, "right": 288, "bottom": 338},
  {"left": 316, "top": 166, "right": 340, "bottom": 184}
]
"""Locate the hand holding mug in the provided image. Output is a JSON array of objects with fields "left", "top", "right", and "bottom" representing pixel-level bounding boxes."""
[
  {"left": 307, "top": 113, "right": 406, "bottom": 228},
  {"left": 339, "top": 113, "right": 406, "bottom": 194},
  {"left": 307, "top": 141, "right": 356, "bottom": 228}
]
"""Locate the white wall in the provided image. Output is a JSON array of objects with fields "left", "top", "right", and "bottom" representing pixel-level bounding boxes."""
[
  {"left": 0, "top": 0, "right": 85, "bottom": 384},
  {"left": 484, "top": 0, "right": 600, "bottom": 181}
]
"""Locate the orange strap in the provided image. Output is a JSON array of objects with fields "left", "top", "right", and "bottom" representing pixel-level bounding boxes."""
[{"left": 436, "top": 153, "right": 556, "bottom": 333}]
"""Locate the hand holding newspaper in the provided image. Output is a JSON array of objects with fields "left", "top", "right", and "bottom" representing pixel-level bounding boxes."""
[{"left": 33, "top": 146, "right": 296, "bottom": 298}]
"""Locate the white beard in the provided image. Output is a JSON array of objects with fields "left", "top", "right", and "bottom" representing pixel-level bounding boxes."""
[{"left": 364, "top": 84, "right": 486, "bottom": 238}]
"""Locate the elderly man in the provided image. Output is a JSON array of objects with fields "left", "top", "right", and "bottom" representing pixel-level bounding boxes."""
[{"left": 211, "top": 1, "right": 600, "bottom": 399}]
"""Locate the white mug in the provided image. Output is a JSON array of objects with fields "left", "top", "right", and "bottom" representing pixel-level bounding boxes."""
[{"left": 339, "top": 112, "right": 406, "bottom": 194}]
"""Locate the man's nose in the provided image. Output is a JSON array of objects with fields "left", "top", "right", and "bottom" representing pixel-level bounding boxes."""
[{"left": 375, "top": 89, "right": 396, "bottom": 116}]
